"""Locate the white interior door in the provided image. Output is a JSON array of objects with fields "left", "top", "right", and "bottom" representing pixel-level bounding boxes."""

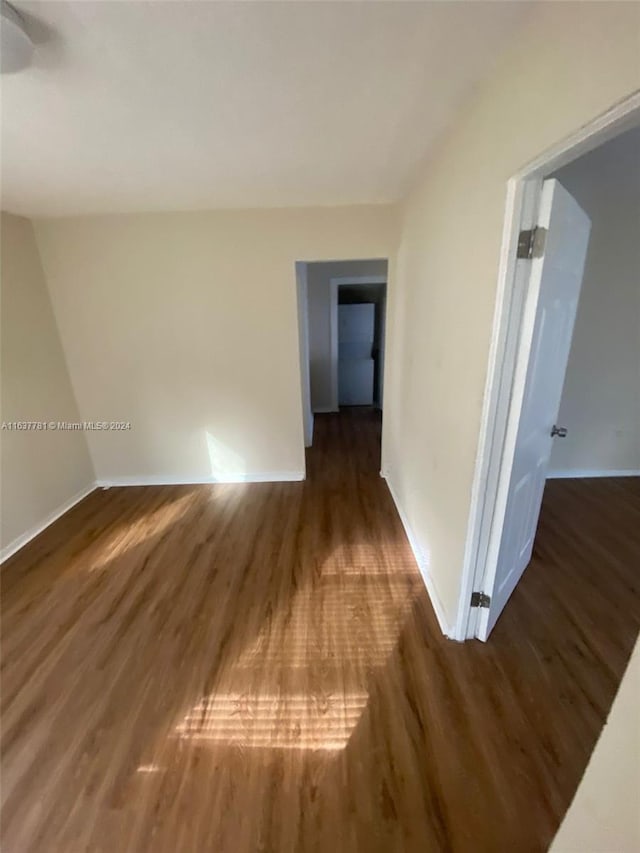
[{"left": 477, "top": 178, "right": 591, "bottom": 641}]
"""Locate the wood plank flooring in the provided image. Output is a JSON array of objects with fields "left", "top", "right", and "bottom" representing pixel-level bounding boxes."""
[{"left": 2, "top": 408, "right": 639, "bottom": 852}]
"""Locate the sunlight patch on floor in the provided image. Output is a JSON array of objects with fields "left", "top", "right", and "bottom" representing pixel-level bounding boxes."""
[
  {"left": 319, "top": 544, "right": 418, "bottom": 577},
  {"left": 174, "top": 691, "right": 369, "bottom": 750},
  {"left": 86, "top": 491, "right": 196, "bottom": 572},
  {"left": 171, "top": 564, "right": 420, "bottom": 751}
]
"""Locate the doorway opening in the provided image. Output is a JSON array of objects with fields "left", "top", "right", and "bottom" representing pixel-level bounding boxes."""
[
  {"left": 456, "top": 94, "right": 640, "bottom": 641},
  {"left": 296, "top": 259, "right": 388, "bottom": 474},
  {"left": 334, "top": 277, "right": 387, "bottom": 410}
]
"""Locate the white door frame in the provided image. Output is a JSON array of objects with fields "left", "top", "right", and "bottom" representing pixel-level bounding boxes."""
[
  {"left": 329, "top": 275, "right": 387, "bottom": 411},
  {"left": 295, "top": 262, "right": 314, "bottom": 453},
  {"left": 453, "top": 92, "right": 640, "bottom": 642}
]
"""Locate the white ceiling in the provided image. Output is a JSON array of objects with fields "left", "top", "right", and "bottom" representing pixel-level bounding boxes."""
[{"left": 2, "top": 1, "right": 531, "bottom": 217}]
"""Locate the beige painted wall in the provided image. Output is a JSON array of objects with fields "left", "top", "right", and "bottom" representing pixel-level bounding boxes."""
[
  {"left": 382, "top": 1, "right": 640, "bottom": 629},
  {"left": 549, "top": 128, "right": 640, "bottom": 476},
  {"left": 307, "top": 258, "right": 388, "bottom": 412},
  {"left": 34, "top": 206, "right": 396, "bottom": 483},
  {"left": 0, "top": 213, "right": 94, "bottom": 555},
  {"left": 551, "top": 637, "right": 640, "bottom": 853}
]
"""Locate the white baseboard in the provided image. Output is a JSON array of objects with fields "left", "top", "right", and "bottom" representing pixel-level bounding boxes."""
[
  {"left": 381, "top": 472, "right": 451, "bottom": 638},
  {"left": 312, "top": 407, "right": 339, "bottom": 414},
  {"left": 547, "top": 468, "right": 640, "bottom": 480},
  {"left": 0, "top": 482, "right": 96, "bottom": 564},
  {"left": 95, "top": 471, "right": 305, "bottom": 487},
  {"left": 1, "top": 470, "right": 305, "bottom": 563}
]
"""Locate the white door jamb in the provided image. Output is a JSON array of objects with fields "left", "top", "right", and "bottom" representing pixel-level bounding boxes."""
[{"left": 295, "top": 262, "right": 314, "bottom": 454}]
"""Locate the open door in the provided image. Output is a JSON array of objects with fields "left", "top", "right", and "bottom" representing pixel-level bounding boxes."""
[{"left": 476, "top": 179, "right": 592, "bottom": 641}]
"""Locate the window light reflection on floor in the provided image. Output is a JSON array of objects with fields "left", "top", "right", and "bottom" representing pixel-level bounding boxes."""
[
  {"left": 171, "top": 565, "right": 420, "bottom": 752},
  {"left": 174, "top": 691, "right": 370, "bottom": 750},
  {"left": 87, "top": 491, "right": 197, "bottom": 572}
]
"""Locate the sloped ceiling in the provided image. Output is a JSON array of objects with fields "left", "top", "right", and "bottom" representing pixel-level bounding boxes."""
[{"left": 2, "top": 1, "right": 531, "bottom": 216}]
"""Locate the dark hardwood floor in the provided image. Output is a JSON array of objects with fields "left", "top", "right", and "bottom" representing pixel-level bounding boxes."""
[{"left": 2, "top": 409, "right": 639, "bottom": 852}]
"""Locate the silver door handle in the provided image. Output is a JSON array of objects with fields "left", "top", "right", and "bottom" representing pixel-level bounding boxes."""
[{"left": 551, "top": 425, "right": 568, "bottom": 438}]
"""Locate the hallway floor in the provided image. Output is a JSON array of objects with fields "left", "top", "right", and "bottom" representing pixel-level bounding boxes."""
[{"left": 2, "top": 409, "right": 639, "bottom": 851}]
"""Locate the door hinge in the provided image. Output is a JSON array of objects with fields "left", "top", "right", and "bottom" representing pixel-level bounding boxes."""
[
  {"left": 471, "top": 591, "right": 491, "bottom": 608},
  {"left": 517, "top": 226, "right": 547, "bottom": 259}
]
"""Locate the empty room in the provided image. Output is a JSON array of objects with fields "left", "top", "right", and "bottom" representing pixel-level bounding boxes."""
[{"left": 1, "top": 2, "right": 639, "bottom": 851}]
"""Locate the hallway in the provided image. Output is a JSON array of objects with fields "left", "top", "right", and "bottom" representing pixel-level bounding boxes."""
[{"left": 2, "top": 411, "right": 638, "bottom": 851}]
